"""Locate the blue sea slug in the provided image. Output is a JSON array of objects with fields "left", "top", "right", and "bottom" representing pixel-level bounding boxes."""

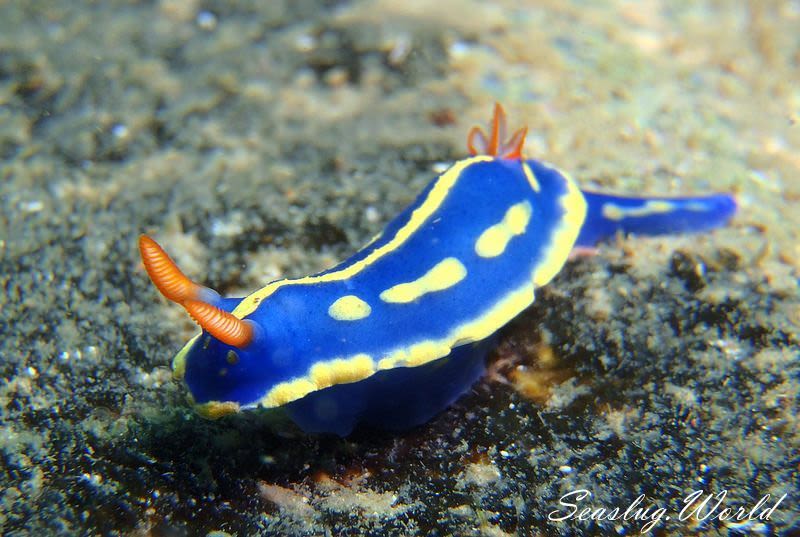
[{"left": 140, "top": 104, "right": 736, "bottom": 435}]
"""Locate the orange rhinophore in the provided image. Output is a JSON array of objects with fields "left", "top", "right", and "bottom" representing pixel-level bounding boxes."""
[
  {"left": 466, "top": 102, "right": 527, "bottom": 160},
  {"left": 139, "top": 235, "right": 253, "bottom": 348},
  {"left": 139, "top": 235, "right": 205, "bottom": 304},
  {"left": 183, "top": 300, "right": 254, "bottom": 348}
]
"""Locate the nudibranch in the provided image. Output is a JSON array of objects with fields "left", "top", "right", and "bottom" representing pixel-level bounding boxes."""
[{"left": 140, "top": 104, "right": 736, "bottom": 436}]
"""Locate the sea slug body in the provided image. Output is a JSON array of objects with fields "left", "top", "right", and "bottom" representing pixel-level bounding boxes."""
[{"left": 139, "top": 104, "right": 737, "bottom": 436}]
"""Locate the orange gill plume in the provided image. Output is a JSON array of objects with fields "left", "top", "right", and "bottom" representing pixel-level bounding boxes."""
[
  {"left": 138, "top": 235, "right": 253, "bottom": 348},
  {"left": 466, "top": 102, "right": 528, "bottom": 160}
]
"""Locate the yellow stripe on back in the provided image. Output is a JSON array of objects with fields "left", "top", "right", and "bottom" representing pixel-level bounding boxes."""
[
  {"left": 601, "top": 200, "right": 675, "bottom": 221},
  {"left": 232, "top": 156, "right": 493, "bottom": 319},
  {"left": 522, "top": 162, "right": 540, "bottom": 192},
  {"left": 328, "top": 295, "right": 372, "bottom": 321},
  {"left": 474, "top": 200, "right": 533, "bottom": 258},
  {"left": 379, "top": 257, "right": 467, "bottom": 304}
]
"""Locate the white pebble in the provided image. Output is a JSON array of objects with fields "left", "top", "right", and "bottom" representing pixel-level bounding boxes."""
[{"left": 196, "top": 10, "right": 217, "bottom": 30}]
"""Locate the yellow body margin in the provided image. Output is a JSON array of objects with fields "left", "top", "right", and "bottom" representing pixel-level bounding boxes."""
[
  {"left": 532, "top": 166, "right": 587, "bottom": 287},
  {"left": 196, "top": 400, "right": 241, "bottom": 419},
  {"left": 172, "top": 333, "right": 200, "bottom": 380}
]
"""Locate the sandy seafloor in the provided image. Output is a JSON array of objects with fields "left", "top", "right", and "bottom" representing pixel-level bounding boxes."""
[{"left": 1, "top": 1, "right": 799, "bottom": 535}]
